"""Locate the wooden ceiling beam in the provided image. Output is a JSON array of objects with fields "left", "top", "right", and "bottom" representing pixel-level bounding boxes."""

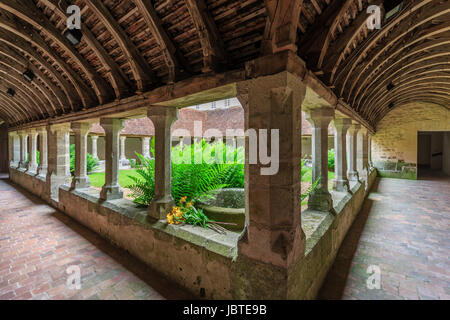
[
  {"left": 0, "top": 86, "right": 36, "bottom": 122},
  {"left": 261, "top": 0, "right": 304, "bottom": 55},
  {"left": 133, "top": 0, "right": 188, "bottom": 83},
  {"left": 323, "top": 0, "right": 384, "bottom": 82},
  {"left": 0, "top": 64, "right": 53, "bottom": 117},
  {"left": 85, "top": 0, "right": 157, "bottom": 92},
  {"left": 185, "top": 0, "right": 228, "bottom": 73},
  {"left": 351, "top": 21, "right": 450, "bottom": 107},
  {"left": 300, "top": 0, "right": 354, "bottom": 68},
  {"left": 39, "top": 0, "right": 132, "bottom": 99},
  {"left": 0, "top": 14, "right": 95, "bottom": 109},
  {"left": 0, "top": 29, "right": 78, "bottom": 113},
  {"left": 358, "top": 55, "right": 450, "bottom": 112},
  {"left": 0, "top": 0, "right": 112, "bottom": 105},
  {"left": 0, "top": 44, "right": 69, "bottom": 114}
]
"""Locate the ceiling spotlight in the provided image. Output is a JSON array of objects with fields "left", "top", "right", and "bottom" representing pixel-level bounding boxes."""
[
  {"left": 22, "top": 68, "right": 35, "bottom": 82},
  {"left": 64, "top": 28, "right": 83, "bottom": 45},
  {"left": 7, "top": 88, "right": 15, "bottom": 97},
  {"left": 386, "top": 82, "right": 395, "bottom": 91},
  {"left": 388, "top": 102, "right": 394, "bottom": 109}
]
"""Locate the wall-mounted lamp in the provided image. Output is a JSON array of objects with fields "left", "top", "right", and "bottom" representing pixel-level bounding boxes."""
[
  {"left": 64, "top": 29, "right": 83, "bottom": 45},
  {"left": 22, "top": 69, "right": 35, "bottom": 82},
  {"left": 7, "top": 88, "right": 15, "bottom": 97}
]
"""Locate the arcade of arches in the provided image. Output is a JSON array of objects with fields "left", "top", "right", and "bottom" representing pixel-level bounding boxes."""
[{"left": 0, "top": 0, "right": 449, "bottom": 300}]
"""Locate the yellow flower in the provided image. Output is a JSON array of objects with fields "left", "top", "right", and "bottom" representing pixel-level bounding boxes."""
[
  {"left": 166, "top": 213, "right": 174, "bottom": 224},
  {"left": 186, "top": 201, "right": 193, "bottom": 208},
  {"left": 180, "top": 196, "right": 187, "bottom": 204}
]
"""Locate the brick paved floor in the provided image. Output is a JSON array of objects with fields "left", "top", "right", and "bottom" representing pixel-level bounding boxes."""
[
  {"left": 319, "top": 174, "right": 450, "bottom": 300},
  {"left": 0, "top": 175, "right": 190, "bottom": 300}
]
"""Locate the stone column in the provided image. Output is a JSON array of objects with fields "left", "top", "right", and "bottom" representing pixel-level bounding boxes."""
[
  {"left": 37, "top": 127, "right": 48, "bottom": 178},
  {"left": 46, "top": 123, "right": 71, "bottom": 200},
  {"left": 147, "top": 107, "right": 178, "bottom": 220},
  {"left": 27, "top": 129, "right": 39, "bottom": 174},
  {"left": 99, "top": 118, "right": 124, "bottom": 200},
  {"left": 368, "top": 134, "right": 373, "bottom": 168},
  {"left": 141, "top": 137, "right": 150, "bottom": 158},
  {"left": 305, "top": 107, "right": 334, "bottom": 212},
  {"left": 357, "top": 127, "right": 369, "bottom": 180},
  {"left": 120, "top": 136, "right": 127, "bottom": 161},
  {"left": 346, "top": 123, "right": 361, "bottom": 182},
  {"left": 71, "top": 122, "right": 92, "bottom": 189},
  {"left": 18, "top": 130, "right": 28, "bottom": 169},
  {"left": 9, "top": 131, "right": 20, "bottom": 168},
  {"left": 91, "top": 135, "right": 99, "bottom": 159},
  {"left": 332, "top": 118, "right": 352, "bottom": 192},
  {"left": 236, "top": 71, "right": 306, "bottom": 270}
]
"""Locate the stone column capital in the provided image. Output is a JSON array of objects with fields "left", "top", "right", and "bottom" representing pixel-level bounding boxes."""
[
  {"left": 305, "top": 107, "right": 335, "bottom": 126},
  {"left": 147, "top": 106, "right": 178, "bottom": 124},
  {"left": 332, "top": 118, "right": 352, "bottom": 131},
  {"left": 91, "top": 135, "right": 99, "bottom": 140},
  {"left": 49, "top": 123, "right": 71, "bottom": 134},
  {"left": 36, "top": 126, "right": 47, "bottom": 133},
  {"left": 8, "top": 131, "right": 18, "bottom": 137},
  {"left": 100, "top": 118, "right": 124, "bottom": 132},
  {"left": 120, "top": 135, "right": 127, "bottom": 141},
  {"left": 17, "top": 130, "right": 28, "bottom": 137},
  {"left": 71, "top": 122, "right": 92, "bottom": 134},
  {"left": 348, "top": 123, "right": 362, "bottom": 134}
]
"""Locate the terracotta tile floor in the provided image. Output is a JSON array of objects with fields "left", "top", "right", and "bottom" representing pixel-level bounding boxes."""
[
  {"left": 0, "top": 175, "right": 190, "bottom": 300},
  {"left": 319, "top": 174, "right": 450, "bottom": 300}
]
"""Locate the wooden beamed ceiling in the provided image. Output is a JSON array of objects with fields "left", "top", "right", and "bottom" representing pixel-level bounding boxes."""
[{"left": 0, "top": 0, "right": 448, "bottom": 128}]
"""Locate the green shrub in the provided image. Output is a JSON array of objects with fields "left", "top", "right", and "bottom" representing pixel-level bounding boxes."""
[
  {"left": 69, "top": 144, "right": 99, "bottom": 174},
  {"left": 328, "top": 148, "right": 335, "bottom": 171}
]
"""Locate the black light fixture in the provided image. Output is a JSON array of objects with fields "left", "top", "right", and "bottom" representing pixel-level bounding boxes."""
[
  {"left": 22, "top": 68, "right": 35, "bottom": 82},
  {"left": 387, "top": 82, "right": 395, "bottom": 91},
  {"left": 64, "top": 28, "right": 83, "bottom": 45},
  {"left": 384, "top": 1, "right": 403, "bottom": 21},
  {"left": 7, "top": 88, "right": 15, "bottom": 97},
  {"left": 388, "top": 102, "right": 394, "bottom": 109}
]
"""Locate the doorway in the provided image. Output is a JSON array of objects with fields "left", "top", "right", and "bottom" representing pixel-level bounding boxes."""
[{"left": 417, "top": 131, "right": 450, "bottom": 179}]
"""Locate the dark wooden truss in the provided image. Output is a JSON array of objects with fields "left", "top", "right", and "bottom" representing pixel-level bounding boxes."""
[{"left": 0, "top": 0, "right": 448, "bottom": 128}]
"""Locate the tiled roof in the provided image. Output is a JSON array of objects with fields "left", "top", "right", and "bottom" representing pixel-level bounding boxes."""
[{"left": 90, "top": 107, "right": 333, "bottom": 137}]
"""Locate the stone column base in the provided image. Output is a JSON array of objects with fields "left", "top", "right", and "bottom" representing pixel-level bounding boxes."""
[
  {"left": 148, "top": 196, "right": 175, "bottom": 220},
  {"left": 71, "top": 176, "right": 91, "bottom": 190},
  {"left": 47, "top": 174, "right": 71, "bottom": 200},
  {"left": 333, "top": 179, "right": 350, "bottom": 193},
  {"left": 348, "top": 171, "right": 360, "bottom": 181},
  {"left": 100, "top": 185, "right": 123, "bottom": 201},
  {"left": 307, "top": 189, "right": 333, "bottom": 212}
]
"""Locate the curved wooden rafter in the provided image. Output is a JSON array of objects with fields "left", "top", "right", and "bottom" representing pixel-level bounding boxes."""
[
  {"left": 0, "top": 47, "right": 65, "bottom": 114},
  {"left": 0, "top": 99, "right": 23, "bottom": 125},
  {"left": 84, "top": 0, "right": 156, "bottom": 92},
  {"left": 0, "top": 15, "right": 96, "bottom": 109},
  {"left": 358, "top": 55, "right": 450, "bottom": 112},
  {"left": 0, "top": 65, "right": 51, "bottom": 118},
  {"left": 0, "top": 88, "right": 35, "bottom": 123},
  {"left": 0, "top": 28, "right": 79, "bottom": 112},
  {"left": 37, "top": 0, "right": 132, "bottom": 99},
  {"left": 354, "top": 41, "right": 450, "bottom": 112},
  {"left": 351, "top": 21, "right": 450, "bottom": 107},
  {"left": 0, "top": 0, "right": 111, "bottom": 104},
  {"left": 373, "top": 93, "right": 450, "bottom": 123},
  {"left": 365, "top": 73, "right": 450, "bottom": 114},
  {"left": 333, "top": 0, "right": 433, "bottom": 94},
  {"left": 368, "top": 83, "right": 450, "bottom": 119}
]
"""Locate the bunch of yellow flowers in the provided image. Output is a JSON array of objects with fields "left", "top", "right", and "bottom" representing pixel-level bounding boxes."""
[{"left": 166, "top": 196, "right": 194, "bottom": 225}]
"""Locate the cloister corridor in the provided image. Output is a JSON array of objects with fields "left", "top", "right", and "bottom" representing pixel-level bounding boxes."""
[
  {"left": 0, "top": 174, "right": 190, "bottom": 300},
  {"left": 0, "top": 172, "right": 448, "bottom": 300},
  {"left": 320, "top": 174, "right": 450, "bottom": 300}
]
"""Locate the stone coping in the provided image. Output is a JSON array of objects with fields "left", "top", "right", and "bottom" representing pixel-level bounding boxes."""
[{"left": 59, "top": 185, "right": 240, "bottom": 259}]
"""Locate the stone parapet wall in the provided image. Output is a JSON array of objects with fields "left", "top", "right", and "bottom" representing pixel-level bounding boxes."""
[{"left": 8, "top": 166, "right": 377, "bottom": 299}]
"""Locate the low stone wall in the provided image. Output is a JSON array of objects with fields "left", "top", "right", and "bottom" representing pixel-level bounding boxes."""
[{"left": 8, "top": 166, "right": 377, "bottom": 299}]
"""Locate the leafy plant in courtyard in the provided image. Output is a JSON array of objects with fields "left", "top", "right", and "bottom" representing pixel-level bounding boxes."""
[
  {"left": 127, "top": 153, "right": 155, "bottom": 206},
  {"left": 328, "top": 148, "right": 335, "bottom": 171},
  {"left": 300, "top": 159, "right": 320, "bottom": 202},
  {"left": 69, "top": 144, "right": 99, "bottom": 175}
]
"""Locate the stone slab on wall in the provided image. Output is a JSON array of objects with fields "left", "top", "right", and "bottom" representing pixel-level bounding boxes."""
[{"left": 372, "top": 103, "right": 450, "bottom": 179}]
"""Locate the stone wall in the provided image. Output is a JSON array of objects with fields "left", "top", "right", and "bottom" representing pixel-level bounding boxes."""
[
  {"left": 372, "top": 103, "right": 450, "bottom": 179},
  {"left": 0, "top": 124, "right": 8, "bottom": 173},
  {"left": 8, "top": 166, "right": 377, "bottom": 299}
]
